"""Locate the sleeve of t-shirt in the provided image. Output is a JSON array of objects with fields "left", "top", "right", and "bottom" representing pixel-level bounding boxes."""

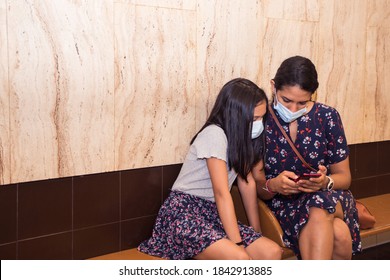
[
  {"left": 192, "top": 125, "right": 228, "bottom": 162},
  {"left": 325, "top": 107, "right": 350, "bottom": 164}
]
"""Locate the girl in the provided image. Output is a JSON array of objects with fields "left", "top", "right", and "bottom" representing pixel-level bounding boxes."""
[{"left": 138, "top": 78, "right": 282, "bottom": 260}]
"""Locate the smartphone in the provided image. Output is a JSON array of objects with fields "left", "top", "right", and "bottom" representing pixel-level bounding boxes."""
[{"left": 293, "top": 173, "right": 321, "bottom": 182}]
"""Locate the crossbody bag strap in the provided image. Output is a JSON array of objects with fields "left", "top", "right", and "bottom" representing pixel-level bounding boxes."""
[{"left": 268, "top": 105, "right": 317, "bottom": 172}]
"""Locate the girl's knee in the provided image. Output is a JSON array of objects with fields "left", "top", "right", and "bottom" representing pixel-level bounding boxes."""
[
  {"left": 234, "top": 250, "right": 251, "bottom": 260},
  {"left": 247, "top": 238, "right": 283, "bottom": 260},
  {"left": 266, "top": 243, "right": 283, "bottom": 260}
]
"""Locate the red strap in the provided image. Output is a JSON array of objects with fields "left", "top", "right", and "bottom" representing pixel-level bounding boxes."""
[{"left": 268, "top": 105, "right": 317, "bottom": 172}]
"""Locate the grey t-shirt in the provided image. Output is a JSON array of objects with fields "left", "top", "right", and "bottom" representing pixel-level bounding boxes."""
[{"left": 172, "top": 125, "right": 238, "bottom": 202}]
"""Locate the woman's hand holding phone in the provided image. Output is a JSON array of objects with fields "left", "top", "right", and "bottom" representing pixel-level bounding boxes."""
[
  {"left": 295, "top": 165, "right": 328, "bottom": 193},
  {"left": 292, "top": 173, "right": 321, "bottom": 182}
]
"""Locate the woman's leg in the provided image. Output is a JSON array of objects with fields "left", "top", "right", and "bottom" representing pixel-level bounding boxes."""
[
  {"left": 332, "top": 202, "right": 352, "bottom": 259},
  {"left": 299, "top": 207, "right": 334, "bottom": 259},
  {"left": 194, "top": 238, "right": 251, "bottom": 260},
  {"left": 245, "top": 237, "right": 283, "bottom": 260},
  {"left": 332, "top": 218, "right": 352, "bottom": 259}
]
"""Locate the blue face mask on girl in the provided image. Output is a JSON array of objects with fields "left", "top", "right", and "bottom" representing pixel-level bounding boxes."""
[
  {"left": 273, "top": 93, "right": 307, "bottom": 123},
  {"left": 251, "top": 119, "right": 264, "bottom": 139}
]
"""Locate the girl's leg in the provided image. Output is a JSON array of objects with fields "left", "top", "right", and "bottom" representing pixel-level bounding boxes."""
[
  {"left": 299, "top": 207, "right": 334, "bottom": 259},
  {"left": 194, "top": 238, "right": 251, "bottom": 260},
  {"left": 245, "top": 237, "right": 283, "bottom": 260}
]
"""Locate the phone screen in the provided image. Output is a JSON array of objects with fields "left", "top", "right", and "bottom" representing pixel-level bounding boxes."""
[
  {"left": 299, "top": 173, "right": 321, "bottom": 180},
  {"left": 292, "top": 173, "right": 320, "bottom": 182}
]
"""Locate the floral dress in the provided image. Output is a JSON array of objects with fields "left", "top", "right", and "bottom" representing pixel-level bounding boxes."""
[
  {"left": 264, "top": 102, "right": 361, "bottom": 258},
  {"left": 138, "top": 190, "right": 262, "bottom": 259}
]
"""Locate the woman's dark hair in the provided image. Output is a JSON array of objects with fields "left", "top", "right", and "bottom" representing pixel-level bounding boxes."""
[
  {"left": 273, "top": 56, "right": 319, "bottom": 94},
  {"left": 191, "top": 78, "right": 268, "bottom": 181}
]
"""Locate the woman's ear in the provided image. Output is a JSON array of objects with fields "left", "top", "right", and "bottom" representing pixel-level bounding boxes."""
[{"left": 270, "top": 80, "right": 276, "bottom": 95}]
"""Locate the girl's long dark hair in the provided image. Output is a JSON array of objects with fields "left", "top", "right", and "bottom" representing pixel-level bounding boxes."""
[{"left": 191, "top": 78, "right": 268, "bottom": 181}]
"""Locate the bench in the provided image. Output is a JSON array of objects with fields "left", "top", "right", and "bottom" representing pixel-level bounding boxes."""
[
  {"left": 90, "top": 248, "right": 161, "bottom": 260},
  {"left": 357, "top": 194, "right": 390, "bottom": 248},
  {"left": 90, "top": 191, "right": 390, "bottom": 260}
]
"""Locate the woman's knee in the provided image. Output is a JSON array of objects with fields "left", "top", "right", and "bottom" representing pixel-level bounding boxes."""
[{"left": 308, "top": 207, "right": 334, "bottom": 224}]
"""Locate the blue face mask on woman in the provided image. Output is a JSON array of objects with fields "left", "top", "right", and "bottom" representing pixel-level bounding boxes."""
[
  {"left": 251, "top": 119, "right": 264, "bottom": 139},
  {"left": 273, "top": 93, "right": 307, "bottom": 123}
]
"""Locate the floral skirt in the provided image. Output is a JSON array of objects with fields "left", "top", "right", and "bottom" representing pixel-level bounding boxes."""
[
  {"left": 266, "top": 190, "right": 362, "bottom": 258},
  {"left": 138, "top": 190, "right": 262, "bottom": 260}
]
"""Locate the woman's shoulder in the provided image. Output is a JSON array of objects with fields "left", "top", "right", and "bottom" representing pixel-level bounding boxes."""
[
  {"left": 313, "top": 102, "right": 342, "bottom": 116},
  {"left": 312, "top": 103, "right": 346, "bottom": 134},
  {"left": 314, "top": 102, "right": 336, "bottom": 111}
]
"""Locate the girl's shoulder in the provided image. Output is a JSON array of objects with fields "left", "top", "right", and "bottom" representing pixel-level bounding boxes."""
[
  {"left": 199, "top": 124, "right": 225, "bottom": 137},
  {"left": 191, "top": 124, "right": 228, "bottom": 161},
  {"left": 195, "top": 124, "right": 227, "bottom": 144}
]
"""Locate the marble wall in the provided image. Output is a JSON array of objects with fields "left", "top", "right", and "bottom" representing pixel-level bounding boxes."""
[{"left": 0, "top": 0, "right": 389, "bottom": 185}]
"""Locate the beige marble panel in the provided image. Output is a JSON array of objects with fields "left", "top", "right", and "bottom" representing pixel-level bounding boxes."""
[
  {"left": 364, "top": 1, "right": 390, "bottom": 142},
  {"left": 8, "top": 0, "right": 115, "bottom": 183},
  {"left": 259, "top": 18, "right": 318, "bottom": 96},
  {"left": 364, "top": 26, "right": 390, "bottom": 142},
  {"left": 316, "top": 0, "right": 367, "bottom": 144},
  {"left": 2, "top": 0, "right": 390, "bottom": 184},
  {"left": 133, "top": 0, "right": 195, "bottom": 10},
  {"left": 196, "top": 0, "right": 263, "bottom": 126},
  {"left": 262, "top": 0, "right": 319, "bottom": 21},
  {"left": 114, "top": 3, "right": 196, "bottom": 169},
  {"left": 0, "top": 0, "right": 10, "bottom": 185},
  {"left": 367, "top": 0, "right": 390, "bottom": 27}
]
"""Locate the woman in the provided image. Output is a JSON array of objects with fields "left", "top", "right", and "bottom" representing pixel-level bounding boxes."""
[
  {"left": 256, "top": 56, "right": 361, "bottom": 259},
  {"left": 138, "top": 78, "right": 282, "bottom": 260}
]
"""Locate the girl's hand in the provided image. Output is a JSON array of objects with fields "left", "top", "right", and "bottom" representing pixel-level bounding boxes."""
[{"left": 297, "top": 165, "right": 328, "bottom": 193}]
